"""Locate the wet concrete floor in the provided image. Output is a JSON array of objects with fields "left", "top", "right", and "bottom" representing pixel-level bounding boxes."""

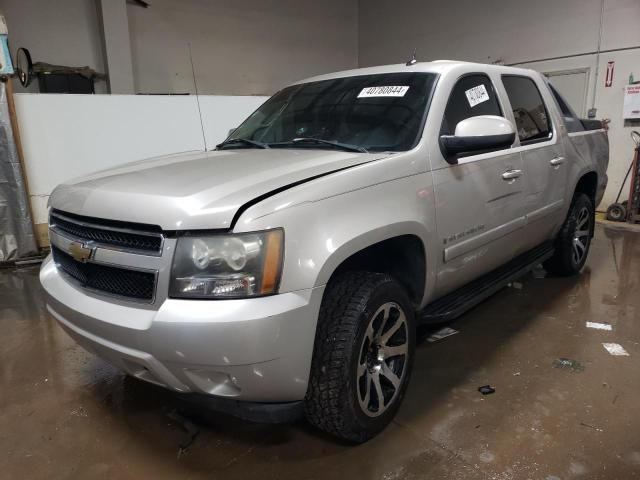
[{"left": 1, "top": 224, "right": 640, "bottom": 479}]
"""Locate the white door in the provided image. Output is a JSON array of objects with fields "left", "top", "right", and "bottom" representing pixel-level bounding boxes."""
[{"left": 545, "top": 69, "right": 589, "bottom": 117}]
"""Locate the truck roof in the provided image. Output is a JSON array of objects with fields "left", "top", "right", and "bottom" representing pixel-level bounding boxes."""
[{"left": 291, "top": 60, "right": 539, "bottom": 86}]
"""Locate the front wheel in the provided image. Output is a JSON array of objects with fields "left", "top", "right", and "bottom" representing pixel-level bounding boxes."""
[
  {"left": 544, "top": 192, "right": 594, "bottom": 276},
  {"left": 304, "top": 272, "right": 415, "bottom": 443}
]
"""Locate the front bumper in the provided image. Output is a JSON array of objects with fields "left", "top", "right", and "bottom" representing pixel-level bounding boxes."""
[{"left": 40, "top": 255, "right": 324, "bottom": 403}]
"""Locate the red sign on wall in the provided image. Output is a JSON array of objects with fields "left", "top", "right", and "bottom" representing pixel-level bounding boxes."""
[{"left": 605, "top": 61, "right": 615, "bottom": 87}]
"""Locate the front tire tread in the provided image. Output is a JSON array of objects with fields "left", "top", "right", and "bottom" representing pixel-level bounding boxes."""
[{"left": 304, "top": 271, "right": 412, "bottom": 443}]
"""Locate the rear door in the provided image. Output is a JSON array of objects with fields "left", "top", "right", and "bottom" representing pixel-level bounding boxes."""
[
  {"left": 429, "top": 73, "right": 525, "bottom": 297},
  {"left": 501, "top": 75, "right": 568, "bottom": 252}
]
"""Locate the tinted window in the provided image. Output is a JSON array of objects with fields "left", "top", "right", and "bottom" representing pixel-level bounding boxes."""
[
  {"left": 441, "top": 74, "right": 501, "bottom": 135},
  {"left": 502, "top": 76, "right": 552, "bottom": 143},
  {"left": 228, "top": 72, "right": 437, "bottom": 152}
]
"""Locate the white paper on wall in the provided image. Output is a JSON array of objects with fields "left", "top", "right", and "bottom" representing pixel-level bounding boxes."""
[{"left": 623, "top": 85, "right": 640, "bottom": 119}]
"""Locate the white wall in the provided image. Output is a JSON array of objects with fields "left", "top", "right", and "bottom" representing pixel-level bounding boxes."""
[
  {"left": 126, "top": 0, "right": 358, "bottom": 95},
  {"left": 0, "top": 0, "right": 107, "bottom": 93},
  {"left": 359, "top": 0, "right": 640, "bottom": 208},
  {"left": 14, "top": 93, "right": 267, "bottom": 224}
]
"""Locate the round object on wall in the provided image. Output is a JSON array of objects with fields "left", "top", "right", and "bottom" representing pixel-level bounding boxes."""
[{"left": 15, "top": 47, "right": 33, "bottom": 87}]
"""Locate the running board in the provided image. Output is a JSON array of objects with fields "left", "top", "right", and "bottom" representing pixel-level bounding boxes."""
[{"left": 420, "top": 242, "right": 555, "bottom": 324}]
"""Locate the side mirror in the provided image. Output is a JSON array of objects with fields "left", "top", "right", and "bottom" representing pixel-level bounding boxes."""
[
  {"left": 440, "top": 115, "right": 515, "bottom": 162},
  {"left": 227, "top": 128, "right": 237, "bottom": 137}
]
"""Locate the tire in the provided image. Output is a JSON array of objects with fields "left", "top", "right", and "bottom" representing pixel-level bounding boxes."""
[
  {"left": 544, "top": 192, "right": 594, "bottom": 276},
  {"left": 304, "top": 271, "right": 415, "bottom": 443},
  {"left": 606, "top": 202, "right": 627, "bottom": 222}
]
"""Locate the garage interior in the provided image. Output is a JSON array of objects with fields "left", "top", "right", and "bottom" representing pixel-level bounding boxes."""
[{"left": 1, "top": 0, "right": 640, "bottom": 478}]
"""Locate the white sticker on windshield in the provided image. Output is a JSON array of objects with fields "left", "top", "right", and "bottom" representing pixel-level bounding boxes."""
[
  {"left": 465, "top": 84, "right": 490, "bottom": 107},
  {"left": 358, "top": 86, "right": 409, "bottom": 98}
]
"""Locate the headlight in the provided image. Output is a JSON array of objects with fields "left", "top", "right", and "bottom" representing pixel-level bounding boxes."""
[{"left": 169, "top": 229, "right": 283, "bottom": 299}]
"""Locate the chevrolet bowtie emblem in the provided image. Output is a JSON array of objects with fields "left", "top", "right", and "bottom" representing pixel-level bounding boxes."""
[{"left": 68, "top": 241, "right": 93, "bottom": 263}]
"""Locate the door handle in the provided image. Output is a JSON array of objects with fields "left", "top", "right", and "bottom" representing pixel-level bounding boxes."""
[
  {"left": 502, "top": 169, "right": 523, "bottom": 181},
  {"left": 550, "top": 156, "right": 566, "bottom": 166}
]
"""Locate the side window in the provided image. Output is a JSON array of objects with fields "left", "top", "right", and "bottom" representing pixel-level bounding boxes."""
[
  {"left": 441, "top": 74, "right": 502, "bottom": 135},
  {"left": 502, "top": 75, "right": 553, "bottom": 143}
]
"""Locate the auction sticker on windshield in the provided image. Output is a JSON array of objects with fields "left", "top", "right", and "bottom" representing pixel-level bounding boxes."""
[
  {"left": 465, "top": 84, "right": 490, "bottom": 107},
  {"left": 358, "top": 86, "right": 409, "bottom": 98}
]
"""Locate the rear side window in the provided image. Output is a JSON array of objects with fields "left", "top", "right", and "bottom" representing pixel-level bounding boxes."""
[
  {"left": 502, "top": 76, "right": 552, "bottom": 143},
  {"left": 441, "top": 74, "right": 502, "bottom": 135}
]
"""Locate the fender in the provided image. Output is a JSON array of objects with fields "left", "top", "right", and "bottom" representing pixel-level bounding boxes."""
[{"left": 233, "top": 169, "right": 439, "bottom": 308}]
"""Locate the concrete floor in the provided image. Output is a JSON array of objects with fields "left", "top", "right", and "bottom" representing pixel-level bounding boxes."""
[{"left": 2, "top": 224, "right": 640, "bottom": 480}]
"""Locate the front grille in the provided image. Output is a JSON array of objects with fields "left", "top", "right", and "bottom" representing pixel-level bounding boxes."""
[
  {"left": 52, "top": 246, "right": 156, "bottom": 301},
  {"left": 50, "top": 210, "right": 163, "bottom": 254}
]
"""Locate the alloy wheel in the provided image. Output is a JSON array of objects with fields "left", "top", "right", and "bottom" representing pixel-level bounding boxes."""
[
  {"left": 356, "top": 302, "right": 409, "bottom": 417},
  {"left": 572, "top": 206, "right": 591, "bottom": 265}
]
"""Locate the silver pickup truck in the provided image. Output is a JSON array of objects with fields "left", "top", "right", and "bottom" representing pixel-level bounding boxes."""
[{"left": 40, "top": 61, "right": 608, "bottom": 442}]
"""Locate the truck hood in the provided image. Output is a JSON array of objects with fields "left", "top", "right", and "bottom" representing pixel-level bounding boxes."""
[{"left": 49, "top": 149, "right": 387, "bottom": 230}]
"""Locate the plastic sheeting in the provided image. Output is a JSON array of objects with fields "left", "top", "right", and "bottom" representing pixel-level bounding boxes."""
[{"left": 0, "top": 81, "right": 37, "bottom": 260}]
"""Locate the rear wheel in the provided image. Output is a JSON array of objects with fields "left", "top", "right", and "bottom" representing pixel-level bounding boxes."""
[
  {"left": 544, "top": 192, "right": 593, "bottom": 276},
  {"left": 304, "top": 272, "right": 415, "bottom": 443}
]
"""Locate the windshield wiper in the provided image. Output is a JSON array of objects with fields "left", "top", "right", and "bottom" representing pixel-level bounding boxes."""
[
  {"left": 272, "top": 137, "right": 368, "bottom": 153},
  {"left": 216, "top": 138, "right": 270, "bottom": 150}
]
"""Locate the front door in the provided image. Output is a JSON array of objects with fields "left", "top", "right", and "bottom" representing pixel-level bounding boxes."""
[{"left": 429, "top": 73, "right": 525, "bottom": 297}]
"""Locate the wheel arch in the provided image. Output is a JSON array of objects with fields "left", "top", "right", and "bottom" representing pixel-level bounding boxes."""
[
  {"left": 574, "top": 170, "right": 598, "bottom": 207},
  {"left": 317, "top": 227, "right": 428, "bottom": 307},
  {"left": 573, "top": 170, "right": 598, "bottom": 236}
]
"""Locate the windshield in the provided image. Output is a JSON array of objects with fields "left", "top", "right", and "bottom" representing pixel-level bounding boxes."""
[{"left": 225, "top": 72, "right": 437, "bottom": 152}]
